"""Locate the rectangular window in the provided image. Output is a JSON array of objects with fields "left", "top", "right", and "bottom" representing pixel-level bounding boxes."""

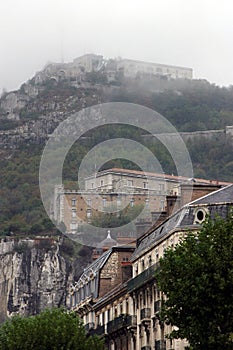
[
  {"left": 70, "top": 222, "right": 77, "bottom": 230},
  {"left": 87, "top": 209, "right": 92, "bottom": 218},
  {"left": 127, "top": 180, "right": 133, "bottom": 187},
  {"left": 87, "top": 198, "right": 91, "bottom": 207},
  {"left": 159, "top": 183, "right": 165, "bottom": 192},
  {"left": 130, "top": 199, "right": 134, "bottom": 207},
  {"left": 160, "top": 200, "right": 165, "bottom": 210},
  {"left": 71, "top": 198, "right": 76, "bottom": 206},
  {"left": 117, "top": 197, "right": 121, "bottom": 207},
  {"left": 72, "top": 209, "right": 76, "bottom": 218},
  {"left": 100, "top": 180, "right": 104, "bottom": 186},
  {"left": 143, "top": 182, "right": 148, "bottom": 189},
  {"left": 103, "top": 198, "right": 107, "bottom": 207}
]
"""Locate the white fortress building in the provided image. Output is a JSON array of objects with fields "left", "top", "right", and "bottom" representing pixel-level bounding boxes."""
[
  {"left": 33, "top": 54, "right": 193, "bottom": 84},
  {"left": 116, "top": 58, "right": 193, "bottom": 80}
]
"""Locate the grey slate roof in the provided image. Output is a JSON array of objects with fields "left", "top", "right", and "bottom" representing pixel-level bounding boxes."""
[
  {"left": 78, "top": 249, "right": 112, "bottom": 284},
  {"left": 131, "top": 185, "right": 233, "bottom": 261},
  {"left": 189, "top": 184, "right": 233, "bottom": 205}
]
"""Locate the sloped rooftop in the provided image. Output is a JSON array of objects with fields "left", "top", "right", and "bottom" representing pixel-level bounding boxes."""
[
  {"left": 189, "top": 184, "right": 233, "bottom": 205},
  {"left": 131, "top": 184, "right": 233, "bottom": 261},
  {"left": 78, "top": 249, "right": 112, "bottom": 284}
]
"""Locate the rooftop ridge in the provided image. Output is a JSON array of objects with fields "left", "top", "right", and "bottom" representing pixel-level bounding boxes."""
[{"left": 85, "top": 167, "right": 231, "bottom": 186}]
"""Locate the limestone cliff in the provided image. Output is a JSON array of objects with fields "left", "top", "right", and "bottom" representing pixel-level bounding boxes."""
[{"left": 0, "top": 237, "right": 90, "bottom": 322}]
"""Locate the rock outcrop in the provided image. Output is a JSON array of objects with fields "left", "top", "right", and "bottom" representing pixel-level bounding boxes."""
[{"left": 0, "top": 237, "right": 90, "bottom": 322}]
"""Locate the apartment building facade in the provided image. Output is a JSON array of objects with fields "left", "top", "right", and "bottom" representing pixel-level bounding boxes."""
[{"left": 69, "top": 185, "right": 233, "bottom": 350}]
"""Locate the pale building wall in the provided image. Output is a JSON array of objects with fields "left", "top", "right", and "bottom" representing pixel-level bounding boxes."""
[{"left": 116, "top": 59, "right": 193, "bottom": 80}]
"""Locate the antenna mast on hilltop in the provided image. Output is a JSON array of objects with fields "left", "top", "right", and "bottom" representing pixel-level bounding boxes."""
[
  {"left": 59, "top": 22, "right": 64, "bottom": 64},
  {"left": 60, "top": 29, "right": 64, "bottom": 64}
]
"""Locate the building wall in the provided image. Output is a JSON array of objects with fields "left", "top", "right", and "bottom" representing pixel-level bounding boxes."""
[
  {"left": 85, "top": 170, "right": 180, "bottom": 196},
  {"left": 70, "top": 189, "right": 233, "bottom": 349},
  {"left": 54, "top": 189, "right": 168, "bottom": 233},
  {"left": 99, "top": 251, "right": 132, "bottom": 297},
  {"left": 75, "top": 227, "right": 189, "bottom": 350},
  {"left": 53, "top": 182, "right": 225, "bottom": 233},
  {"left": 116, "top": 59, "right": 193, "bottom": 80}
]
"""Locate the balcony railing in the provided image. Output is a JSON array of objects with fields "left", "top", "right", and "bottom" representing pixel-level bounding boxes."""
[
  {"left": 140, "top": 308, "right": 151, "bottom": 321},
  {"left": 107, "top": 314, "right": 137, "bottom": 334},
  {"left": 88, "top": 324, "right": 105, "bottom": 336},
  {"left": 127, "top": 263, "right": 159, "bottom": 292},
  {"left": 155, "top": 340, "right": 166, "bottom": 350}
]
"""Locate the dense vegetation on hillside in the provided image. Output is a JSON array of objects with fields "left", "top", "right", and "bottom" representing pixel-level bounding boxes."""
[
  {"left": 107, "top": 78, "right": 233, "bottom": 131},
  {"left": 1, "top": 78, "right": 233, "bottom": 235}
]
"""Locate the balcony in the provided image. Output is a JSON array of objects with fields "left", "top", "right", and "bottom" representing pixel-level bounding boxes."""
[
  {"left": 140, "top": 308, "right": 151, "bottom": 321},
  {"left": 88, "top": 324, "right": 105, "bottom": 337},
  {"left": 107, "top": 314, "right": 137, "bottom": 334},
  {"left": 155, "top": 340, "right": 166, "bottom": 350},
  {"left": 127, "top": 263, "right": 159, "bottom": 292},
  {"left": 85, "top": 322, "right": 95, "bottom": 332}
]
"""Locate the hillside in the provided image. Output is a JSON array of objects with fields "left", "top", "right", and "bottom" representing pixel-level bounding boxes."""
[{"left": 0, "top": 55, "right": 233, "bottom": 236}]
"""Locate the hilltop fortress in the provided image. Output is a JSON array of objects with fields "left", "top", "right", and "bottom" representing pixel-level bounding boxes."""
[
  {"left": 33, "top": 54, "right": 193, "bottom": 84},
  {"left": 1, "top": 54, "right": 233, "bottom": 150}
]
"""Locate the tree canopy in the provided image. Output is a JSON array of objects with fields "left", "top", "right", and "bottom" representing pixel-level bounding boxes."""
[
  {"left": 155, "top": 214, "right": 233, "bottom": 350},
  {"left": 0, "top": 308, "right": 105, "bottom": 350}
]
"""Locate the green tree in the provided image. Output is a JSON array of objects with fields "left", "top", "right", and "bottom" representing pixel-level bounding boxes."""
[
  {"left": 155, "top": 215, "right": 233, "bottom": 350},
  {"left": 90, "top": 204, "right": 144, "bottom": 228},
  {"left": 0, "top": 308, "right": 105, "bottom": 350}
]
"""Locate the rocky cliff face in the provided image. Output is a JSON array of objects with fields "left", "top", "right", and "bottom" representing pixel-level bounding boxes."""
[{"left": 0, "top": 237, "right": 89, "bottom": 322}]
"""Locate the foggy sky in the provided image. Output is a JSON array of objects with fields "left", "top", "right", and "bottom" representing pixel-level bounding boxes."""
[{"left": 1, "top": 0, "right": 233, "bottom": 93}]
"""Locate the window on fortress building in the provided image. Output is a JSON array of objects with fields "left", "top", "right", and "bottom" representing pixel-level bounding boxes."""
[
  {"left": 159, "top": 183, "right": 165, "bottom": 192},
  {"left": 87, "top": 209, "right": 92, "bottom": 218},
  {"left": 160, "top": 200, "right": 165, "bottom": 210},
  {"left": 71, "top": 198, "right": 76, "bottom": 206},
  {"left": 127, "top": 180, "right": 133, "bottom": 187},
  {"left": 143, "top": 182, "right": 148, "bottom": 189},
  {"left": 71, "top": 209, "right": 76, "bottom": 218},
  {"left": 87, "top": 198, "right": 91, "bottom": 207},
  {"left": 130, "top": 199, "right": 134, "bottom": 207},
  {"left": 71, "top": 222, "right": 77, "bottom": 230},
  {"left": 117, "top": 197, "right": 121, "bottom": 207}
]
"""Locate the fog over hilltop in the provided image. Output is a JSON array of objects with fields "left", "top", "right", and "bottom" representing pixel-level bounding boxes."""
[{"left": 1, "top": 0, "right": 233, "bottom": 93}]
